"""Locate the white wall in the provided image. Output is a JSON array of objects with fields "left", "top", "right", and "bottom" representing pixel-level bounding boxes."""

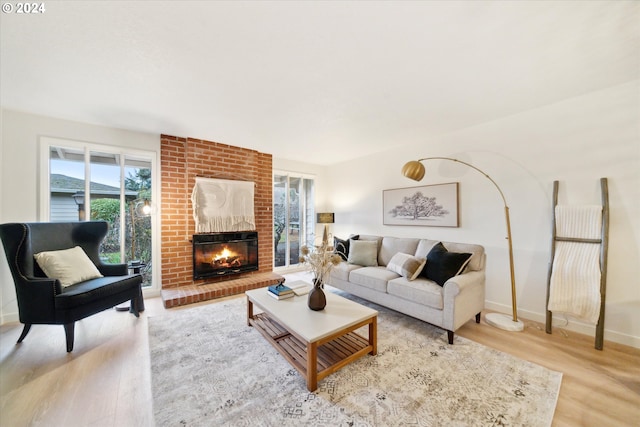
[
  {"left": 0, "top": 109, "right": 160, "bottom": 323},
  {"left": 326, "top": 81, "right": 640, "bottom": 348}
]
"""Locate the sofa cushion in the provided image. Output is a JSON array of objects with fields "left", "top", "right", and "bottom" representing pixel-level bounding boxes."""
[
  {"left": 348, "top": 240, "right": 378, "bottom": 266},
  {"left": 379, "top": 237, "right": 420, "bottom": 267},
  {"left": 386, "top": 252, "right": 426, "bottom": 280},
  {"left": 414, "top": 239, "right": 440, "bottom": 258},
  {"left": 415, "top": 239, "right": 485, "bottom": 272},
  {"left": 422, "top": 242, "right": 472, "bottom": 286},
  {"left": 387, "top": 277, "right": 444, "bottom": 310},
  {"left": 334, "top": 235, "right": 359, "bottom": 261},
  {"left": 330, "top": 262, "right": 363, "bottom": 281},
  {"left": 357, "top": 235, "right": 383, "bottom": 251},
  {"left": 442, "top": 241, "right": 485, "bottom": 271},
  {"left": 34, "top": 246, "right": 103, "bottom": 288},
  {"left": 349, "top": 267, "right": 399, "bottom": 293}
]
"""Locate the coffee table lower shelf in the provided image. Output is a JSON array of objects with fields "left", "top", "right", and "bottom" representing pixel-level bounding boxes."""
[{"left": 249, "top": 312, "right": 374, "bottom": 391}]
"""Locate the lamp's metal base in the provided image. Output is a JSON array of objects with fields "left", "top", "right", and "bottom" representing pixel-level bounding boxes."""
[{"left": 485, "top": 312, "right": 524, "bottom": 332}]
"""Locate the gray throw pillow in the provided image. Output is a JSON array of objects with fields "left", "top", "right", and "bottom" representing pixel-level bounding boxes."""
[{"left": 347, "top": 239, "right": 378, "bottom": 266}]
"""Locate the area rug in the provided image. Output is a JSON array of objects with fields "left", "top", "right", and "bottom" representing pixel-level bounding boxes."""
[{"left": 149, "top": 292, "right": 562, "bottom": 426}]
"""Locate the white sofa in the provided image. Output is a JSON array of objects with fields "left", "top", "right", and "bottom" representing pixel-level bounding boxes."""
[{"left": 328, "top": 235, "right": 486, "bottom": 344}]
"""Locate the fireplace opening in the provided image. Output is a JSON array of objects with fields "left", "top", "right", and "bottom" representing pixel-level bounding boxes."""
[{"left": 193, "top": 231, "right": 259, "bottom": 279}]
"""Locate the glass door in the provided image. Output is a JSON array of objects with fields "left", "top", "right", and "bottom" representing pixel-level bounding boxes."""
[{"left": 273, "top": 172, "right": 315, "bottom": 269}]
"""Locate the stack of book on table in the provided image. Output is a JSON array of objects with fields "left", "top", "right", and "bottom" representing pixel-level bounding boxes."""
[{"left": 267, "top": 284, "right": 294, "bottom": 300}]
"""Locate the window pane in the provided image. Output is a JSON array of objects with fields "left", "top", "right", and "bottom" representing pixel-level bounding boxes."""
[
  {"left": 273, "top": 175, "right": 287, "bottom": 267},
  {"left": 303, "top": 178, "right": 315, "bottom": 247},
  {"left": 273, "top": 173, "right": 315, "bottom": 269},
  {"left": 50, "top": 146, "right": 85, "bottom": 222},
  {"left": 288, "top": 177, "right": 302, "bottom": 266},
  {"left": 90, "top": 151, "right": 122, "bottom": 263},
  {"left": 125, "top": 156, "right": 153, "bottom": 287}
]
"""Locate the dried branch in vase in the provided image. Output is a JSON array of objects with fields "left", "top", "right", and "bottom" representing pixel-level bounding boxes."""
[{"left": 299, "top": 240, "right": 342, "bottom": 287}]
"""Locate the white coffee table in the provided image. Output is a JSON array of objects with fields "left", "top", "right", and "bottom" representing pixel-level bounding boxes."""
[{"left": 246, "top": 285, "right": 378, "bottom": 392}]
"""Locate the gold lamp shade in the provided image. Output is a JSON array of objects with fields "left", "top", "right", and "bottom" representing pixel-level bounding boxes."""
[{"left": 401, "top": 160, "right": 426, "bottom": 181}]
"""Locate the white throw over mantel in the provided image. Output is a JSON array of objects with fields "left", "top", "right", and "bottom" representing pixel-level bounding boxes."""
[{"left": 191, "top": 177, "right": 256, "bottom": 233}]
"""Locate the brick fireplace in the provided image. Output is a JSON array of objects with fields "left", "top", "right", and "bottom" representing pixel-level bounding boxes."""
[{"left": 159, "top": 134, "right": 282, "bottom": 308}]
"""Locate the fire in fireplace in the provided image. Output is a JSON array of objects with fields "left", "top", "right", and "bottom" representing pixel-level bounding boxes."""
[{"left": 193, "top": 231, "right": 259, "bottom": 279}]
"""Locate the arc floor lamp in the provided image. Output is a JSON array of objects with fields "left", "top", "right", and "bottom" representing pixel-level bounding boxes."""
[{"left": 401, "top": 157, "right": 524, "bottom": 332}]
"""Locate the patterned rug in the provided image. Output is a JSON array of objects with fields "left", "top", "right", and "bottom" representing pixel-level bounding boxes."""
[{"left": 149, "top": 291, "right": 562, "bottom": 426}]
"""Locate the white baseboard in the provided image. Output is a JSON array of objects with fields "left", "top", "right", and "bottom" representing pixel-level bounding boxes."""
[
  {"left": 1, "top": 311, "right": 19, "bottom": 325},
  {"left": 484, "top": 301, "right": 639, "bottom": 349}
]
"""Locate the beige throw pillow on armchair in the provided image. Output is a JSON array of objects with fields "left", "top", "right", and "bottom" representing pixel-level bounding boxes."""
[{"left": 34, "top": 246, "right": 103, "bottom": 288}]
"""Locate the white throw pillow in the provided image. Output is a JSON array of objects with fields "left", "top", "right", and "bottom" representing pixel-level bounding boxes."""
[
  {"left": 386, "top": 252, "right": 426, "bottom": 280},
  {"left": 347, "top": 239, "right": 378, "bottom": 266},
  {"left": 34, "top": 246, "right": 103, "bottom": 288}
]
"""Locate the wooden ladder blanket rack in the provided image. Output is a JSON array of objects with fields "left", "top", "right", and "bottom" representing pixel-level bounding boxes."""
[{"left": 545, "top": 178, "right": 609, "bottom": 350}]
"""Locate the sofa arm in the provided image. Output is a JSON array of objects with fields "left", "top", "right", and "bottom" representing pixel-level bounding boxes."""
[
  {"left": 442, "top": 270, "right": 486, "bottom": 331},
  {"left": 442, "top": 270, "right": 486, "bottom": 299}
]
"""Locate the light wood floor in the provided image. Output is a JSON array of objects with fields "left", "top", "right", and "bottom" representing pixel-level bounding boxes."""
[{"left": 1, "top": 293, "right": 638, "bottom": 426}]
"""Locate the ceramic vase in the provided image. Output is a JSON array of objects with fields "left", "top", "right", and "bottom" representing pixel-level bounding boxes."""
[{"left": 307, "top": 279, "right": 326, "bottom": 311}]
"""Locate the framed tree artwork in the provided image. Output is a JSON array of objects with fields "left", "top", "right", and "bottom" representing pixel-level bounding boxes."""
[{"left": 383, "top": 182, "right": 459, "bottom": 227}]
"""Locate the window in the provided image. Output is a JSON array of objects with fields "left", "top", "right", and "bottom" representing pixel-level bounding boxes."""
[
  {"left": 41, "top": 137, "right": 158, "bottom": 290},
  {"left": 273, "top": 171, "right": 315, "bottom": 269}
]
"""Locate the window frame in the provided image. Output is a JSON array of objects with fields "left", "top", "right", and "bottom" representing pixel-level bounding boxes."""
[{"left": 39, "top": 136, "right": 161, "bottom": 294}]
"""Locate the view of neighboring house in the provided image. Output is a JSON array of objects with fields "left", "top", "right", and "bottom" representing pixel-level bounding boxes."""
[{"left": 49, "top": 174, "right": 137, "bottom": 222}]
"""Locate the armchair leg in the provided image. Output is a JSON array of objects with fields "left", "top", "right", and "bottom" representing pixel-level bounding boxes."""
[
  {"left": 129, "top": 288, "right": 144, "bottom": 317},
  {"left": 17, "top": 323, "right": 32, "bottom": 343},
  {"left": 137, "top": 287, "right": 145, "bottom": 312},
  {"left": 447, "top": 330, "right": 454, "bottom": 344},
  {"left": 64, "top": 323, "right": 75, "bottom": 352},
  {"left": 130, "top": 297, "right": 140, "bottom": 318},
  {"left": 476, "top": 312, "right": 481, "bottom": 323}
]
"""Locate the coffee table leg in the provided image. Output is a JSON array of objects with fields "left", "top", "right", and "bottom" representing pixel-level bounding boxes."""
[
  {"left": 307, "top": 341, "right": 318, "bottom": 392},
  {"left": 247, "top": 297, "right": 253, "bottom": 327},
  {"left": 369, "top": 317, "right": 377, "bottom": 355}
]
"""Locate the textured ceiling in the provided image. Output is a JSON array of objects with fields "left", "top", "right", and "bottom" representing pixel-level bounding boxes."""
[{"left": 1, "top": 1, "right": 637, "bottom": 165}]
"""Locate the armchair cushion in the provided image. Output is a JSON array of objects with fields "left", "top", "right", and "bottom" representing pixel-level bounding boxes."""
[
  {"left": 34, "top": 246, "right": 103, "bottom": 287},
  {"left": 55, "top": 275, "right": 142, "bottom": 310}
]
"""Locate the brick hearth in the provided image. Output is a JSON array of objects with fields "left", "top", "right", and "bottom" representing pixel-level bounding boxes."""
[
  {"left": 161, "top": 271, "right": 283, "bottom": 308},
  {"left": 160, "top": 134, "right": 280, "bottom": 308}
]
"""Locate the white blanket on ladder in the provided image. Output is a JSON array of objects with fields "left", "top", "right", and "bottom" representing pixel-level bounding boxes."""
[{"left": 548, "top": 205, "right": 602, "bottom": 325}]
